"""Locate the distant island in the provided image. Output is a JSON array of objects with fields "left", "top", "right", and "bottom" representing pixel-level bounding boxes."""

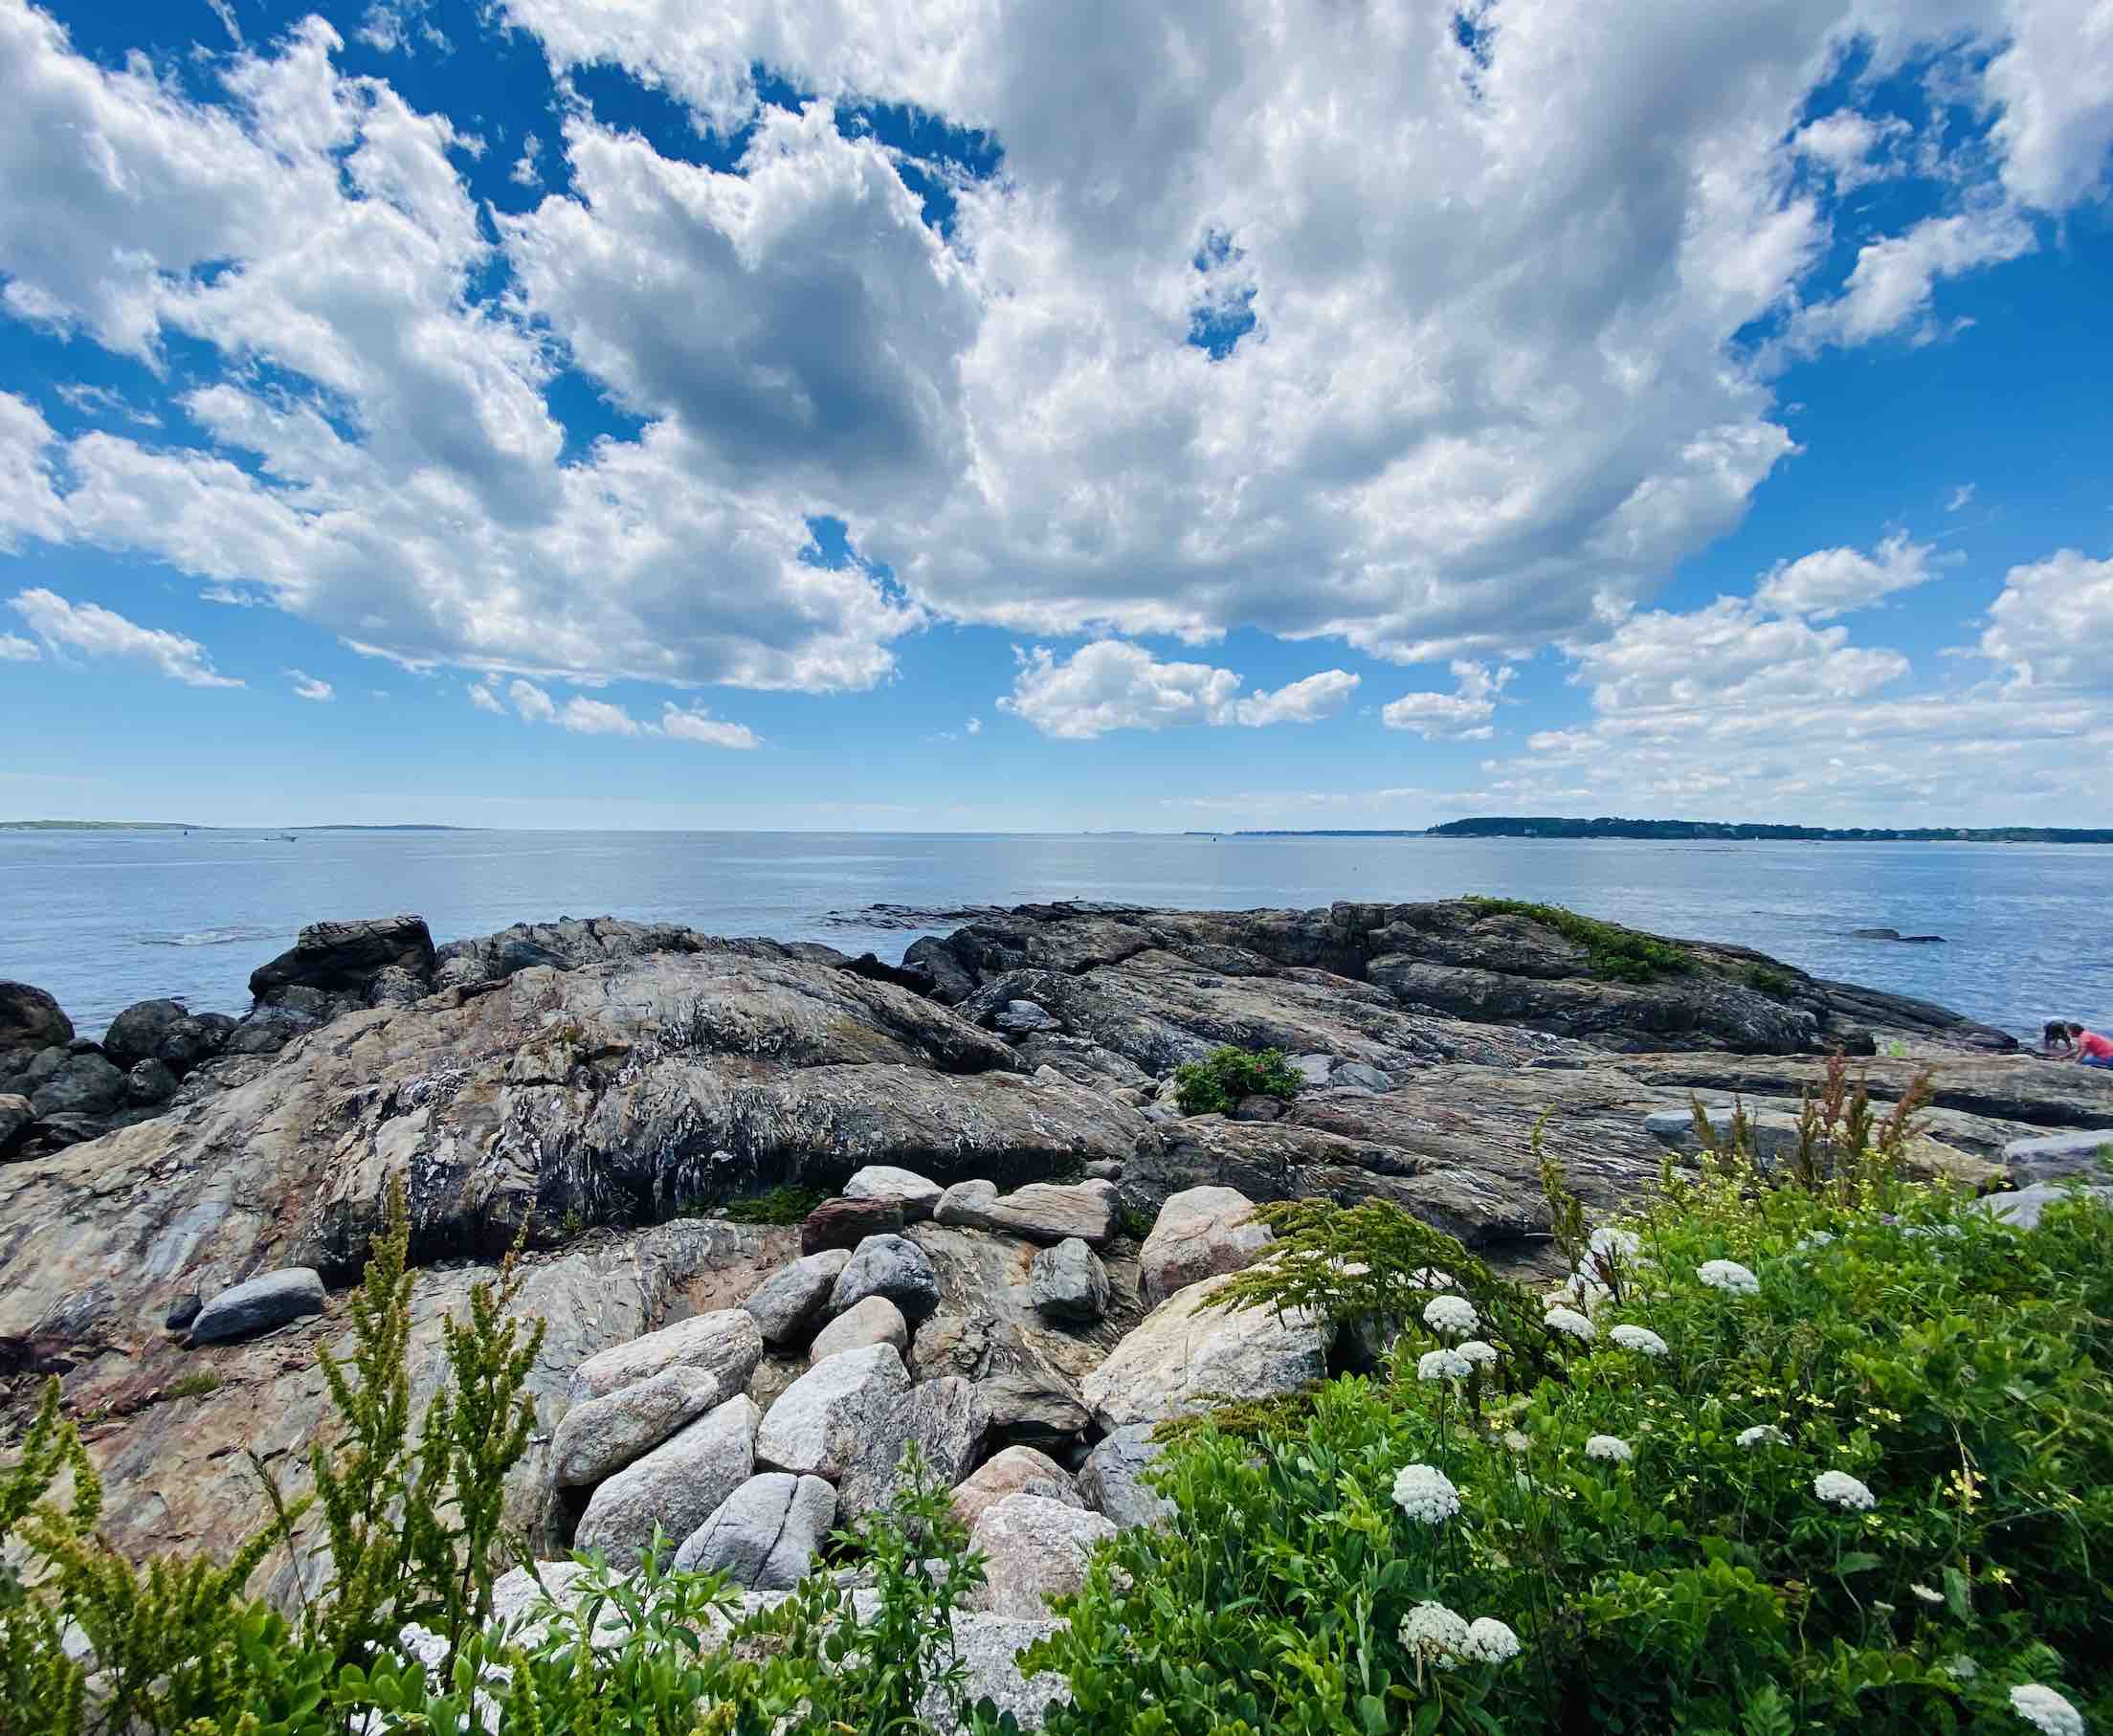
[
  {"left": 1, "top": 820, "right": 474, "bottom": 833},
  {"left": 1198, "top": 815, "right": 2113, "bottom": 842}
]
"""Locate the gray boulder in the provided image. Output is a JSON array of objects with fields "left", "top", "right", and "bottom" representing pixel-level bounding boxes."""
[
  {"left": 0, "top": 1092, "right": 32, "bottom": 1157},
  {"left": 1138, "top": 1185, "right": 1271, "bottom": 1307},
  {"left": 222, "top": 1006, "right": 319, "bottom": 1057},
  {"left": 567, "top": 1309, "right": 765, "bottom": 1407},
  {"left": 30, "top": 1052, "right": 126, "bottom": 1120},
  {"left": 839, "top": 1374, "right": 986, "bottom": 1514},
  {"left": 1026, "top": 1238, "right": 1109, "bottom": 1324},
  {"left": 549, "top": 1366, "right": 722, "bottom": 1488},
  {"left": 575, "top": 1393, "right": 759, "bottom": 1571},
  {"left": 977, "top": 1368, "right": 1091, "bottom": 1454},
  {"left": 1330, "top": 1060, "right": 1392, "bottom": 1091},
  {"left": 189, "top": 1267, "right": 326, "bottom": 1345},
  {"left": 0, "top": 982, "right": 72, "bottom": 1065},
  {"left": 937, "top": 1179, "right": 1119, "bottom": 1247},
  {"left": 672, "top": 1471, "right": 837, "bottom": 1588},
  {"left": 755, "top": 1342, "right": 912, "bottom": 1481},
  {"left": 249, "top": 915, "right": 436, "bottom": 1001},
  {"left": 801, "top": 1195, "right": 906, "bottom": 1255},
  {"left": 1077, "top": 1424, "right": 1173, "bottom": 1528},
  {"left": 1081, "top": 1271, "right": 1330, "bottom": 1430},
  {"left": 842, "top": 1165, "right": 945, "bottom": 1221},
  {"left": 968, "top": 1492, "right": 1117, "bottom": 1618},
  {"left": 1975, "top": 1183, "right": 2113, "bottom": 1232},
  {"left": 126, "top": 1058, "right": 181, "bottom": 1106},
  {"left": 2003, "top": 1129, "right": 2113, "bottom": 1184},
  {"left": 742, "top": 1249, "right": 853, "bottom": 1347},
  {"left": 928, "top": 1614, "right": 1070, "bottom": 1734},
  {"left": 811, "top": 1293, "right": 909, "bottom": 1365},
  {"left": 994, "top": 1000, "right": 1061, "bottom": 1036},
  {"left": 102, "top": 999, "right": 190, "bottom": 1072},
  {"left": 950, "top": 1444, "right": 1081, "bottom": 1531},
  {"left": 828, "top": 1234, "right": 942, "bottom": 1323}
]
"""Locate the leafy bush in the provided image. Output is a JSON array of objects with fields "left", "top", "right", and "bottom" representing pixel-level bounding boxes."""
[
  {"left": 1171, "top": 1045, "right": 1304, "bottom": 1116},
  {"left": 721, "top": 1184, "right": 826, "bottom": 1225},
  {"left": 1026, "top": 1077, "right": 2113, "bottom": 1735},
  {"left": 1461, "top": 896, "right": 1696, "bottom": 984},
  {"left": 1744, "top": 963, "right": 1799, "bottom": 997}
]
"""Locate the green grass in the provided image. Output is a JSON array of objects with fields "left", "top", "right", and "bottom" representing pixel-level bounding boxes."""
[
  {"left": 721, "top": 1184, "right": 826, "bottom": 1226},
  {"left": 1462, "top": 895, "right": 1697, "bottom": 984}
]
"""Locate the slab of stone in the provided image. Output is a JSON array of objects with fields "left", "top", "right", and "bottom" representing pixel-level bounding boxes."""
[
  {"left": 949, "top": 1444, "right": 1081, "bottom": 1532},
  {"left": 574, "top": 1394, "right": 759, "bottom": 1571},
  {"left": 843, "top": 1165, "right": 945, "bottom": 1221},
  {"left": 938, "top": 1179, "right": 1119, "bottom": 1247},
  {"left": 810, "top": 1294, "right": 909, "bottom": 1365},
  {"left": 1026, "top": 1237, "right": 1109, "bottom": 1324},
  {"left": 1076, "top": 1423, "right": 1173, "bottom": 1528},
  {"left": 2003, "top": 1129, "right": 2113, "bottom": 1183},
  {"left": 994, "top": 1000, "right": 1061, "bottom": 1035},
  {"left": 1330, "top": 1061, "right": 1392, "bottom": 1091},
  {"left": 672, "top": 1471, "right": 837, "bottom": 1589},
  {"left": 968, "top": 1493, "right": 1117, "bottom": 1618},
  {"left": 189, "top": 1267, "right": 326, "bottom": 1345},
  {"left": 0, "top": 1092, "right": 32, "bottom": 1156},
  {"left": 742, "top": 1249, "right": 852, "bottom": 1347},
  {"left": 1081, "top": 1271, "right": 1330, "bottom": 1430},
  {"left": 754, "top": 1342, "right": 912, "bottom": 1481},
  {"left": 1643, "top": 1105, "right": 1806, "bottom": 1166},
  {"left": 1138, "top": 1185, "right": 1271, "bottom": 1308},
  {"left": 567, "top": 1309, "right": 764, "bottom": 1407},
  {"left": 828, "top": 1234, "right": 942, "bottom": 1322},
  {"left": 549, "top": 1366, "right": 722, "bottom": 1488},
  {"left": 924, "top": 1614, "right": 1069, "bottom": 1734},
  {"left": 802, "top": 1195, "right": 905, "bottom": 1256},
  {"left": 838, "top": 1374, "right": 987, "bottom": 1515},
  {"left": 29, "top": 1053, "right": 127, "bottom": 1120},
  {"left": 1975, "top": 1183, "right": 2113, "bottom": 1232},
  {"left": 977, "top": 1368, "right": 1092, "bottom": 1453}
]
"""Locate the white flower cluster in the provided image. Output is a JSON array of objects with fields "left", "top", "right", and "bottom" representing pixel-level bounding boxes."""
[
  {"left": 1424, "top": 1294, "right": 1479, "bottom": 1338},
  {"left": 1910, "top": 1583, "right": 1945, "bottom": 1605},
  {"left": 1585, "top": 1434, "right": 1634, "bottom": 1463},
  {"left": 1397, "top": 1602, "right": 1522, "bottom": 1668},
  {"left": 1557, "top": 1269, "right": 1610, "bottom": 1312},
  {"left": 1793, "top": 1231, "right": 1835, "bottom": 1253},
  {"left": 1408, "top": 1266, "right": 1457, "bottom": 1291},
  {"left": 2010, "top": 1683, "right": 2084, "bottom": 1736},
  {"left": 1737, "top": 1424, "right": 1789, "bottom": 1449},
  {"left": 1457, "top": 1339, "right": 1499, "bottom": 1367},
  {"left": 1813, "top": 1470, "right": 1876, "bottom": 1510},
  {"left": 1697, "top": 1259, "right": 1761, "bottom": 1295},
  {"left": 1418, "top": 1347, "right": 1474, "bottom": 1383},
  {"left": 1391, "top": 1462, "right": 1462, "bottom": 1525},
  {"left": 1589, "top": 1226, "right": 1641, "bottom": 1260},
  {"left": 1609, "top": 1324, "right": 1668, "bottom": 1357},
  {"left": 1544, "top": 1304, "right": 1596, "bottom": 1341}
]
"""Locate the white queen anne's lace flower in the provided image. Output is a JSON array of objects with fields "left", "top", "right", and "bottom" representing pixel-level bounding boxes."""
[
  {"left": 1910, "top": 1583, "right": 1945, "bottom": 1604},
  {"left": 1585, "top": 1434, "right": 1634, "bottom": 1463},
  {"left": 1559, "top": 1270, "right": 1610, "bottom": 1311},
  {"left": 1737, "top": 1424, "right": 1789, "bottom": 1448},
  {"left": 1813, "top": 1470, "right": 1876, "bottom": 1510},
  {"left": 2010, "top": 1683, "right": 2085, "bottom": 1736},
  {"left": 1462, "top": 1616, "right": 1522, "bottom": 1662},
  {"left": 1409, "top": 1266, "right": 1457, "bottom": 1291},
  {"left": 1398, "top": 1600, "right": 1470, "bottom": 1667},
  {"left": 1544, "top": 1305, "right": 1596, "bottom": 1341},
  {"left": 1697, "top": 1259, "right": 1761, "bottom": 1295},
  {"left": 1457, "top": 1339, "right": 1499, "bottom": 1366},
  {"left": 1609, "top": 1324, "right": 1669, "bottom": 1357},
  {"left": 1391, "top": 1463, "right": 1461, "bottom": 1525},
  {"left": 1418, "top": 1347, "right": 1474, "bottom": 1383},
  {"left": 1424, "top": 1294, "right": 1479, "bottom": 1337},
  {"left": 1589, "top": 1226, "right": 1640, "bottom": 1260}
]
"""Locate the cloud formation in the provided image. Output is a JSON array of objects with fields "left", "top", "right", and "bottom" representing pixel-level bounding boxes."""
[
  {"left": 285, "top": 669, "right": 334, "bottom": 701},
  {"left": 1000, "top": 640, "right": 1356, "bottom": 738},
  {"left": 1382, "top": 662, "right": 1514, "bottom": 741},
  {"left": 8, "top": 588, "right": 240, "bottom": 687},
  {"left": 1752, "top": 533, "right": 1934, "bottom": 619}
]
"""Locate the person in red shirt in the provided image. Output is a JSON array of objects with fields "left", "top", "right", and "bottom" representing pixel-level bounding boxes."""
[{"left": 2055, "top": 1022, "right": 2113, "bottom": 1068}]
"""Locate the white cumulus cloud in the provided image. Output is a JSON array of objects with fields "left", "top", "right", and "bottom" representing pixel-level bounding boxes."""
[
  {"left": 1979, "top": 548, "right": 2113, "bottom": 689},
  {"left": 1382, "top": 662, "right": 1514, "bottom": 740},
  {"left": 0, "top": 631, "right": 38, "bottom": 661},
  {"left": 1753, "top": 532, "right": 1934, "bottom": 618},
  {"left": 660, "top": 701, "right": 761, "bottom": 747},
  {"left": 285, "top": 668, "right": 334, "bottom": 701},
  {"left": 8, "top": 588, "right": 241, "bottom": 687},
  {"left": 1000, "top": 640, "right": 1355, "bottom": 738}
]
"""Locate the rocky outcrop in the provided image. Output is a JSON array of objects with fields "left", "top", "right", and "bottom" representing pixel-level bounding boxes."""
[{"left": 249, "top": 916, "right": 436, "bottom": 1003}]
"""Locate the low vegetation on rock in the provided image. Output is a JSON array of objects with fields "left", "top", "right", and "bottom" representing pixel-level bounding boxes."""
[
  {"left": 720, "top": 1184, "right": 827, "bottom": 1226},
  {"left": 1461, "top": 895, "right": 1699, "bottom": 984},
  {"left": 1169, "top": 1045, "right": 1304, "bottom": 1116}
]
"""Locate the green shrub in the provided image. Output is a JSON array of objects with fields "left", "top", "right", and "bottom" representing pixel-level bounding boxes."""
[
  {"left": 1461, "top": 896, "right": 1697, "bottom": 983},
  {"left": 721, "top": 1184, "right": 827, "bottom": 1225},
  {"left": 1026, "top": 1080, "right": 2113, "bottom": 1735},
  {"left": 1744, "top": 963, "right": 1798, "bottom": 997},
  {"left": 1171, "top": 1045, "right": 1303, "bottom": 1116}
]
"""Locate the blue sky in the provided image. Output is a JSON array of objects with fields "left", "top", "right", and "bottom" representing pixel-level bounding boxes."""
[{"left": 1, "top": 0, "right": 2109, "bottom": 830}]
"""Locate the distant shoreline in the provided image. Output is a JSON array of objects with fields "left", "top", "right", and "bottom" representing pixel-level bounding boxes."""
[
  {"left": 0, "top": 821, "right": 474, "bottom": 833},
  {"left": 1208, "top": 817, "right": 2113, "bottom": 843}
]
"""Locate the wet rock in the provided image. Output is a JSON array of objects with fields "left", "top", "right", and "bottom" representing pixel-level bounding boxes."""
[
  {"left": 802, "top": 1196, "right": 906, "bottom": 1255},
  {"left": 222, "top": 1006, "right": 319, "bottom": 1057},
  {"left": 0, "top": 982, "right": 72, "bottom": 1065},
  {"left": 189, "top": 1267, "right": 326, "bottom": 1345},
  {"left": 838, "top": 1374, "right": 986, "bottom": 1514},
  {"left": 937, "top": 1179, "right": 1119, "bottom": 1247},
  {"left": 126, "top": 1058, "right": 180, "bottom": 1106},
  {"left": 995, "top": 1000, "right": 1062, "bottom": 1036},
  {"left": 549, "top": 1366, "right": 722, "bottom": 1488},
  {"left": 810, "top": 1294, "right": 908, "bottom": 1365},
  {"left": 574, "top": 1394, "right": 759, "bottom": 1571},
  {"left": 672, "top": 1471, "right": 836, "bottom": 1588},
  {"left": 30, "top": 1053, "right": 126, "bottom": 1120},
  {"left": 0, "top": 1093, "right": 31, "bottom": 1157},
  {"left": 754, "top": 1343, "right": 912, "bottom": 1481},
  {"left": 1077, "top": 1423, "right": 1172, "bottom": 1529},
  {"left": 950, "top": 1445, "right": 1081, "bottom": 1532},
  {"left": 567, "top": 1310, "right": 764, "bottom": 1407},
  {"left": 1138, "top": 1185, "right": 1271, "bottom": 1308},
  {"left": 843, "top": 1165, "right": 945, "bottom": 1221},
  {"left": 154, "top": 1013, "right": 235, "bottom": 1074},
  {"left": 741, "top": 1249, "right": 852, "bottom": 1347},
  {"left": 828, "top": 1234, "right": 942, "bottom": 1322},
  {"left": 1026, "top": 1238, "right": 1108, "bottom": 1324},
  {"left": 968, "top": 1493, "right": 1116, "bottom": 1618},
  {"left": 249, "top": 915, "right": 436, "bottom": 1002},
  {"left": 102, "top": 1000, "right": 191, "bottom": 1073},
  {"left": 1082, "top": 1271, "right": 1330, "bottom": 1430}
]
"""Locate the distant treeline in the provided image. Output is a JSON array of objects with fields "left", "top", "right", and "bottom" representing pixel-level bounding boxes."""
[{"left": 1422, "top": 816, "right": 2113, "bottom": 843}]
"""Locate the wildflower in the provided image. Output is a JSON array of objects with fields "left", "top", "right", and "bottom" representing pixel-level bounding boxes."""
[
  {"left": 1609, "top": 1324, "right": 1669, "bottom": 1357},
  {"left": 1697, "top": 1259, "right": 1760, "bottom": 1295},
  {"left": 1910, "top": 1583, "right": 1945, "bottom": 1605},
  {"left": 1409, "top": 1266, "right": 1457, "bottom": 1291},
  {"left": 1942, "top": 1656, "right": 1978, "bottom": 1681},
  {"left": 1462, "top": 1616, "right": 1522, "bottom": 1662},
  {"left": 1424, "top": 1295, "right": 1479, "bottom": 1338},
  {"left": 1502, "top": 1430, "right": 1531, "bottom": 1454},
  {"left": 1391, "top": 1463, "right": 1461, "bottom": 1525},
  {"left": 2009, "top": 1684, "right": 2084, "bottom": 1736},
  {"left": 1457, "top": 1339, "right": 1499, "bottom": 1367},
  {"left": 1398, "top": 1600, "right": 1470, "bottom": 1668},
  {"left": 1813, "top": 1470, "right": 1876, "bottom": 1511},
  {"left": 1543, "top": 1305, "right": 1596, "bottom": 1341},
  {"left": 1738, "top": 1423, "right": 1789, "bottom": 1448},
  {"left": 1418, "top": 1347, "right": 1474, "bottom": 1383},
  {"left": 1589, "top": 1225, "right": 1640, "bottom": 1261},
  {"left": 1559, "top": 1270, "right": 1611, "bottom": 1311},
  {"left": 1585, "top": 1435, "right": 1633, "bottom": 1463}
]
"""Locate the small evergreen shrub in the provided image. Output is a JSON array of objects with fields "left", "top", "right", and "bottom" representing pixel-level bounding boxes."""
[
  {"left": 721, "top": 1184, "right": 827, "bottom": 1225},
  {"left": 1744, "top": 963, "right": 1799, "bottom": 997},
  {"left": 1171, "top": 1045, "right": 1303, "bottom": 1116},
  {"left": 1461, "top": 896, "right": 1697, "bottom": 983}
]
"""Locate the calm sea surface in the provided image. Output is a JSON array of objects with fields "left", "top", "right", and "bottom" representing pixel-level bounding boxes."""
[{"left": 3, "top": 829, "right": 2107, "bottom": 1039}]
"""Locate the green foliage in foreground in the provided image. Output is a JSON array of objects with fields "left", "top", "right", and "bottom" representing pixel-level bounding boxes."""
[
  {"left": 719, "top": 1184, "right": 827, "bottom": 1225},
  {"left": 1171, "top": 1045, "right": 1303, "bottom": 1116},
  {"left": 1025, "top": 1095, "right": 2113, "bottom": 1735},
  {"left": 1461, "top": 895, "right": 1698, "bottom": 983}
]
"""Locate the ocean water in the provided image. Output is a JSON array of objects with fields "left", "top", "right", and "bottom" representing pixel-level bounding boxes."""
[{"left": 2, "top": 828, "right": 2108, "bottom": 1040}]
